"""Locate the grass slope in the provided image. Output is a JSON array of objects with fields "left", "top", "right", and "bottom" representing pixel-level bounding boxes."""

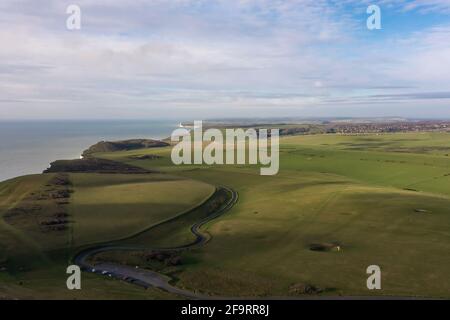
[
  {"left": 0, "top": 173, "right": 214, "bottom": 299},
  {"left": 2, "top": 132, "right": 450, "bottom": 298},
  {"left": 69, "top": 173, "right": 214, "bottom": 246},
  {"left": 93, "top": 132, "right": 450, "bottom": 298}
]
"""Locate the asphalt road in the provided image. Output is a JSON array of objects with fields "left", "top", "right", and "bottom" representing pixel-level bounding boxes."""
[
  {"left": 72, "top": 187, "right": 432, "bottom": 300},
  {"left": 73, "top": 186, "right": 238, "bottom": 299}
]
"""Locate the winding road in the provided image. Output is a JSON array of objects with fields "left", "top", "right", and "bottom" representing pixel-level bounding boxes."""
[
  {"left": 72, "top": 186, "right": 432, "bottom": 300},
  {"left": 73, "top": 186, "right": 238, "bottom": 299}
]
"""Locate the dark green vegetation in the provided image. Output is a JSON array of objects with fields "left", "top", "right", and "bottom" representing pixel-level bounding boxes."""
[
  {"left": 82, "top": 139, "right": 169, "bottom": 157},
  {"left": 1, "top": 132, "right": 450, "bottom": 299},
  {"left": 44, "top": 158, "right": 152, "bottom": 174}
]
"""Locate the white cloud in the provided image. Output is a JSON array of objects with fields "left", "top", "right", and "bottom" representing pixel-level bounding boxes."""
[{"left": 0, "top": 0, "right": 449, "bottom": 119}]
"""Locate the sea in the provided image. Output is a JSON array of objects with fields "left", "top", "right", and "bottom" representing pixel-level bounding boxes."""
[{"left": 0, "top": 120, "right": 178, "bottom": 182}]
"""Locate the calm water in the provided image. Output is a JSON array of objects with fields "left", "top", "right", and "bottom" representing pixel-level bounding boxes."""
[{"left": 0, "top": 120, "right": 177, "bottom": 182}]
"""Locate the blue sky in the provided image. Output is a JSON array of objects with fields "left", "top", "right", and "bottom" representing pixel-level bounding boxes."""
[{"left": 0, "top": 0, "right": 450, "bottom": 119}]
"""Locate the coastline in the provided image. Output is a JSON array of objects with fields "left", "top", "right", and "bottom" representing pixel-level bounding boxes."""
[{"left": 0, "top": 120, "right": 177, "bottom": 183}]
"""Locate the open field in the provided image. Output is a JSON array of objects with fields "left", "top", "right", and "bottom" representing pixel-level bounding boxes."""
[
  {"left": 170, "top": 169, "right": 450, "bottom": 297},
  {"left": 1, "top": 131, "right": 450, "bottom": 299},
  {"left": 93, "top": 132, "right": 450, "bottom": 298},
  {"left": 0, "top": 172, "right": 213, "bottom": 299},
  {"left": 69, "top": 173, "right": 214, "bottom": 246},
  {"left": 282, "top": 132, "right": 450, "bottom": 155}
]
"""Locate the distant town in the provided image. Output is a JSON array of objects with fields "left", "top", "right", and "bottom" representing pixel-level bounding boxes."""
[
  {"left": 201, "top": 118, "right": 450, "bottom": 136},
  {"left": 322, "top": 120, "right": 450, "bottom": 135}
]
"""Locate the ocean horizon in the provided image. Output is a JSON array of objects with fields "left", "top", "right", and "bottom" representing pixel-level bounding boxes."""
[{"left": 0, "top": 120, "right": 177, "bottom": 182}]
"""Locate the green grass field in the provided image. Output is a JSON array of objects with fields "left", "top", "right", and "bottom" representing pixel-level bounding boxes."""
[
  {"left": 94, "top": 132, "right": 450, "bottom": 298},
  {"left": 1, "top": 131, "right": 450, "bottom": 299},
  {"left": 69, "top": 173, "right": 214, "bottom": 246},
  {"left": 0, "top": 172, "right": 213, "bottom": 299}
]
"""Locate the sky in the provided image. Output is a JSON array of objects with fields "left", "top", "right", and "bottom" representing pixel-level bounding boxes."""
[{"left": 1, "top": 0, "right": 450, "bottom": 120}]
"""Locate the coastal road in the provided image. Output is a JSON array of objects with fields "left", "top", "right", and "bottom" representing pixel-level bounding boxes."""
[
  {"left": 73, "top": 186, "right": 238, "bottom": 299},
  {"left": 73, "top": 186, "right": 430, "bottom": 300}
]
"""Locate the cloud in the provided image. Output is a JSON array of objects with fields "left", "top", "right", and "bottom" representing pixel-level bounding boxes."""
[
  {"left": 0, "top": 0, "right": 449, "bottom": 119},
  {"left": 369, "top": 92, "right": 450, "bottom": 100},
  {"left": 399, "top": 0, "right": 450, "bottom": 14}
]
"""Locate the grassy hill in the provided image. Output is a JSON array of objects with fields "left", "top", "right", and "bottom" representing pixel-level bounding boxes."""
[
  {"left": 93, "top": 132, "right": 450, "bottom": 298},
  {"left": 1, "top": 131, "right": 450, "bottom": 299},
  {"left": 0, "top": 172, "right": 214, "bottom": 299},
  {"left": 82, "top": 139, "right": 169, "bottom": 157}
]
